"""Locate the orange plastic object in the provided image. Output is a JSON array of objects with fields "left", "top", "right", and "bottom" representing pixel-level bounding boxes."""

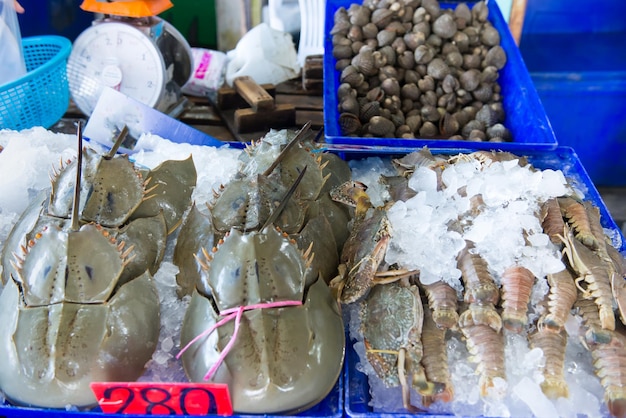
[{"left": 80, "top": 0, "right": 173, "bottom": 17}]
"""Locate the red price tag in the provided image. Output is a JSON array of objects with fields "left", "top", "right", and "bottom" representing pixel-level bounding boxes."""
[{"left": 91, "top": 382, "right": 233, "bottom": 416}]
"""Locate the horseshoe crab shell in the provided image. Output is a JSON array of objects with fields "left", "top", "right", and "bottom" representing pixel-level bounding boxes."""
[
  {"left": 180, "top": 226, "right": 345, "bottom": 414},
  {"left": 0, "top": 270, "right": 159, "bottom": 409},
  {"left": 48, "top": 148, "right": 145, "bottom": 228}
]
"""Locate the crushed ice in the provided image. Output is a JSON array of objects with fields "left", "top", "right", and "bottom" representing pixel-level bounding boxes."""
[{"left": 347, "top": 154, "right": 610, "bottom": 417}]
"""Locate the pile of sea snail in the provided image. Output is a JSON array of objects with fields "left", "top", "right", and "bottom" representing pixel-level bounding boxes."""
[{"left": 332, "top": 0, "right": 511, "bottom": 141}]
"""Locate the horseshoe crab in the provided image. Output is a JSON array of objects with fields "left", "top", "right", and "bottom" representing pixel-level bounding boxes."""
[
  {"left": 179, "top": 224, "right": 345, "bottom": 414},
  {"left": 173, "top": 124, "right": 348, "bottom": 413},
  {"left": 1, "top": 127, "right": 197, "bottom": 288},
  {"left": 0, "top": 126, "right": 172, "bottom": 409},
  {"left": 174, "top": 124, "right": 352, "bottom": 293}
]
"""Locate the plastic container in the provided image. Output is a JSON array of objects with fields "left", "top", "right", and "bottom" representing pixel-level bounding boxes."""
[
  {"left": 519, "top": 0, "right": 626, "bottom": 186},
  {"left": 297, "top": 0, "right": 325, "bottom": 66},
  {"left": 330, "top": 145, "right": 626, "bottom": 418},
  {"left": 0, "top": 35, "right": 72, "bottom": 130},
  {"left": 323, "top": 0, "right": 558, "bottom": 151}
]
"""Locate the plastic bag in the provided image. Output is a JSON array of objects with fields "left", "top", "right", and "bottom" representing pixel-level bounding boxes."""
[
  {"left": 225, "top": 23, "right": 300, "bottom": 87},
  {"left": 0, "top": 0, "right": 26, "bottom": 86},
  {"left": 181, "top": 47, "right": 228, "bottom": 99}
]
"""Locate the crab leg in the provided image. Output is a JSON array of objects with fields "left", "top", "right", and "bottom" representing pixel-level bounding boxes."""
[
  {"left": 371, "top": 269, "right": 418, "bottom": 285},
  {"left": 397, "top": 348, "right": 424, "bottom": 413}
]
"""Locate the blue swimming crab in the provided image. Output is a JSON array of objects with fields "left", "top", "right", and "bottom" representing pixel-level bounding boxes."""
[
  {"left": 360, "top": 281, "right": 435, "bottom": 412},
  {"left": 329, "top": 180, "right": 414, "bottom": 304},
  {"left": 0, "top": 125, "right": 196, "bottom": 409}
]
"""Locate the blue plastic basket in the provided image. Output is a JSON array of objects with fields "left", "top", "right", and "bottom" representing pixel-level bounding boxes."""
[{"left": 0, "top": 35, "right": 72, "bottom": 131}]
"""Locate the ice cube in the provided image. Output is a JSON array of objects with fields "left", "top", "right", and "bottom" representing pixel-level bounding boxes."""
[{"left": 512, "top": 376, "right": 558, "bottom": 417}]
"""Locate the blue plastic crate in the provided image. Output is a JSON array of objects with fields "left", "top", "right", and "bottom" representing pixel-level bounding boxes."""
[
  {"left": 16, "top": 0, "right": 93, "bottom": 42},
  {"left": 527, "top": 73, "right": 626, "bottom": 187},
  {"left": 0, "top": 375, "right": 343, "bottom": 417},
  {"left": 323, "top": 0, "right": 557, "bottom": 151},
  {"left": 326, "top": 145, "right": 625, "bottom": 417},
  {"left": 519, "top": 0, "right": 626, "bottom": 186},
  {"left": 521, "top": 0, "right": 626, "bottom": 35}
]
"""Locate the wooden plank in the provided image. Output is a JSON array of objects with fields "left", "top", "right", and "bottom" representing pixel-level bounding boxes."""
[
  {"left": 276, "top": 94, "right": 323, "bottom": 110},
  {"left": 234, "top": 104, "right": 296, "bottom": 133},
  {"left": 302, "top": 54, "right": 323, "bottom": 94},
  {"left": 233, "top": 76, "right": 275, "bottom": 112},
  {"left": 217, "top": 83, "right": 276, "bottom": 109},
  {"left": 179, "top": 104, "right": 222, "bottom": 124},
  {"left": 275, "top": 79, "right": 315, "bottom": 96},
  {"left": 303, "top": 79, "right": 323, "bottom": 93},
  {"left": 295, "top": 110, "right": 324, "bottom": 129},
  {"left": 303, "top": 55, "right": 323, "bottom": 80}
]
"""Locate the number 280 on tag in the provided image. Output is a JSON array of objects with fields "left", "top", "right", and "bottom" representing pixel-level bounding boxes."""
[{"left": 91, "top": 382, "right": 233, "bottom": 416}]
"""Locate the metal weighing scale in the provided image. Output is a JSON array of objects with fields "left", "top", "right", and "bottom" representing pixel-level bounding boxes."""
[{"left": 66, "top": 0, "right": 193, "bottom": 117}]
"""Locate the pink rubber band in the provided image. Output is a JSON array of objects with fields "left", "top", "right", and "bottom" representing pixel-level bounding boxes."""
[{"left": 177, "top": 299, "right": 303, "bottom": 381}]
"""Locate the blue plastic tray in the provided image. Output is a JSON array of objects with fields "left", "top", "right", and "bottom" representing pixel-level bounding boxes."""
[
  {"left": 323, "top": 0, "right": 558, "bottom": 151},
  {"left": 326, "top": 145, "right": 625, "bottom": 417},
  {"left": 0, "top": 375, "right": 343, "bottom": 418}
]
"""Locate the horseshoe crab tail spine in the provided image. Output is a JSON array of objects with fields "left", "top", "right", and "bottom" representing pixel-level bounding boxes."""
[
  {"left": 71, "top": 122, "right": 83, "bottom": 232},
  {"left": 260, "top": 165, "right": 308, "bottom": 230},
  {"left": 314, "top": 125, "right": 324, "bottom": 142},
  {"left": 105, "top": 125, "right": 129, "bottom": 159},
  {"left": 262, "top": 120, "right": 312, "bottom": 177}
]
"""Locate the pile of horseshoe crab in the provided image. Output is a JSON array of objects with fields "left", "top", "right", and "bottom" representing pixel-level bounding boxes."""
[
  {"left": 173, "top": 123, "right": 348, "bottom": 414},
  {"left": 0, "top": 125, "right": 197, "bottom": 409},
  {"left": 333, "top": 148, "right": 626, "bottom": 417}
]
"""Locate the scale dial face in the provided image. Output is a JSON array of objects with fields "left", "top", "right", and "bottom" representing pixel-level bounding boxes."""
[{"left": 67, "top": 21, "right": 167, "bottom": 116}]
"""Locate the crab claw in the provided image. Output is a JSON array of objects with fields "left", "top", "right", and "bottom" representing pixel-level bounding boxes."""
[{"left": 341, "top": 233, "right": 390, "bottom": 304}]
